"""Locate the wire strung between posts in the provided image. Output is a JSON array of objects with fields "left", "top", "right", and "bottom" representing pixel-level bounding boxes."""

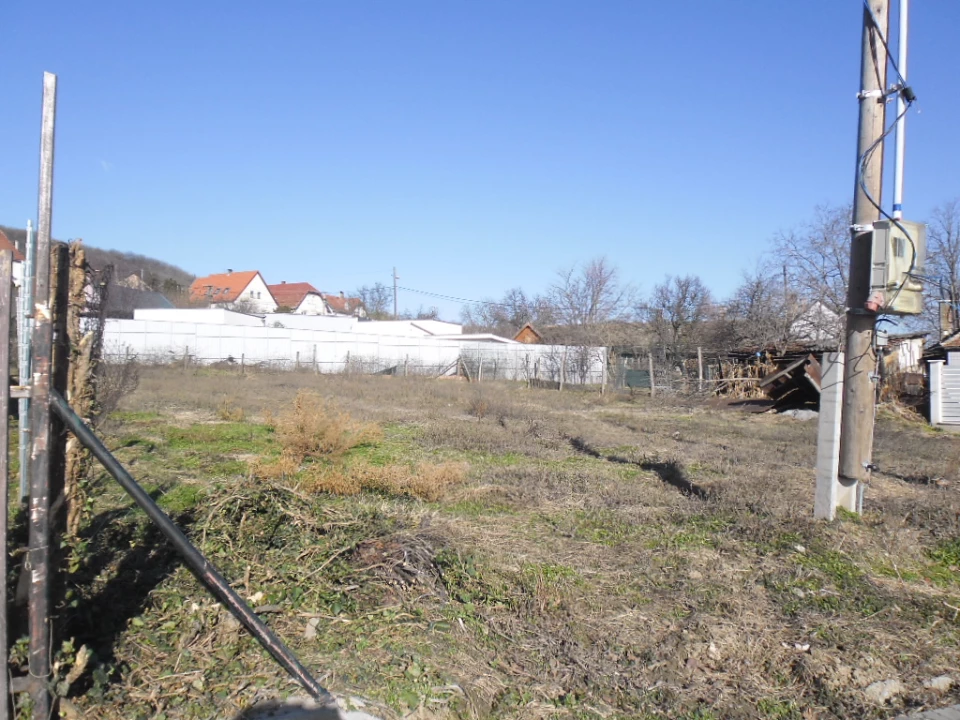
[{"left": 396, "top": 286, "right": 515, "bottom": 308}]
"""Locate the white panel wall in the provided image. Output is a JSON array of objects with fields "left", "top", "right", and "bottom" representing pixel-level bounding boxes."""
[{"left": 104, "top": 318, "right": 605, "bottom": 384}]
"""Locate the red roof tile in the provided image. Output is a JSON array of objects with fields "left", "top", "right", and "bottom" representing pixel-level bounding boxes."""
[
  {"left": 0, "top": 230, "right": 25, "bottom": 263},
  {"left": 189, "top": 271, "right": 262, "bottom": 303},
  {"left": 266, "top": 282, "right": 321, "bottom": 309},
  {"left": 320, "top": 293, "right": 363, "bottom": 315}
]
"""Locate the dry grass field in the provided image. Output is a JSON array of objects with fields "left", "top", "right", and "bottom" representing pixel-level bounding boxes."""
[{"left": 39, "top": 366, "right": 960, "bottom": 719}]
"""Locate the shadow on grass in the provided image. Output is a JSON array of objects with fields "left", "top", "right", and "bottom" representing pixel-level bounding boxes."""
[
  {"left": 65, "top": 499, "right": 191, "bottom": 694},
  {"left": 567, "top": 435, "right": 713, "bottom": 501}
]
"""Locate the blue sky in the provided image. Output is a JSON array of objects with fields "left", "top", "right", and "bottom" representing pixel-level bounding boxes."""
[{"left": 3, "top": 1, "right": 959, "bottom": 320}]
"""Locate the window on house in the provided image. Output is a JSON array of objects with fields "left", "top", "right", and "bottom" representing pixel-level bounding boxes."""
[{"left": 894, "top": 236, "right": 906, "bottom": 259}]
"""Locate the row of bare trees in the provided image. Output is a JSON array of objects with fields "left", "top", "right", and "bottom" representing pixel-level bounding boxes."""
[{"left": 456, "top": 198, "right": 960, "bottom": 361}]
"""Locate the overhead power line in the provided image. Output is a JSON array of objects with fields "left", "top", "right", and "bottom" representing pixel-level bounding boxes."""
[{"left": 396, "top": 285, "right": 513, "bottom": 308}]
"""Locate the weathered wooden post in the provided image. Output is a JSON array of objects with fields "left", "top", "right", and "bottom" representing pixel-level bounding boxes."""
[
  {"left": 648, "top": 352, "right": 656, "bottom": 398},
  {"left": 697, "top": 347, "right": 704, "bottom": 392},
  {"left": 559, "top": 347, "right": 567, "bottom": 392}
]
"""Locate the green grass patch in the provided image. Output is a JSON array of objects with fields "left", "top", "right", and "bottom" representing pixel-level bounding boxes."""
[
  {"left": 926, "top": 537, "right": 960, "bottom": 586},
  {"left": 560, "top": 509, "right": 640, "bottom": 547},
  {"left": 156, "top": 484, "right": 206, "bottom": 514},
  {"left": 443, "top": 498, "right": 516, "bottom": 517},
  {"left": 756, "top": 698, "right": 801, "bottom": 719},
  {"left": 108, "top": 410, "right": 164, "bottom": 425},
  {"left": 770, "top": 547, "right": 888, "bottom": 617}
]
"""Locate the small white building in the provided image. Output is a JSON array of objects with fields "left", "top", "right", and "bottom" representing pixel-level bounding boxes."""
[
  {"left": 266, "top": 282, "right": 330, "bottom": 315},
  {"left": 189, "top": 270, "right": 277, "bottom": 314},
  {"left": 928, "top": 331, "right": 960, "bottom": 425}
]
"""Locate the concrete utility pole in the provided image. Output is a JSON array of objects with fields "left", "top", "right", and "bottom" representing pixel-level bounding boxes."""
[
  {"left": 393, "top": 267, "right": 399, "bottom": 320},
  {"left": 839, "top": 0, "right": 889, "bottom": 493}
]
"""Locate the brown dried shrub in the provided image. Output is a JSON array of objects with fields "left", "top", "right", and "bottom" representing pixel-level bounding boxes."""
[
  {"left": 268, "top": 390, "right": 381, "bottom": 462},
  {"left": 304, "top": 461, "right": 467, "bottom": 501}
]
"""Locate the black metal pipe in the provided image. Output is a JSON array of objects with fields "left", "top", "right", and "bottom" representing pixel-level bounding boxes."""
[{"left": 49, "top": 390, "right": 335, "bottom": 706}]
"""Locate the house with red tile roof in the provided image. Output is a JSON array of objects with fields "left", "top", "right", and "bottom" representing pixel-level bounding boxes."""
[
  {"left": 0, "top": 230, "right": 27, "bottom": 288},
  {"left": 189, "top": 270, "right": 277, "bottom": 313},
  {"left": 0, "top": 230, "right": 26, "bottom": 263},
  {"left": 320, "top": 291, "right": 367, "bottom": 318},
  {"left": 266, "top": 281, "right": 330, "bottom": 315}
]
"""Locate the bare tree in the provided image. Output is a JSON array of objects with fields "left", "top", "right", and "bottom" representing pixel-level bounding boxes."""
[
  {"left": 773, "top": 204, "right": 851, "bottom": 318},
  {"left": 460, "top": 287, "right": 557, "bottom": 336},
  {"left": 355, "top": 283, "right": 392, "bottom": 320},
  {"left": 645, "top": 275, "right": 712, "bottom": 362},
  {"left": 548, "top": 257, "right": 633, "bottom": 328},
  {"left": 721, "top": 263, "right": 806, "bottom": 351},
  {"left": 926, "top": 198, "right": 960, "bottom": 336}
]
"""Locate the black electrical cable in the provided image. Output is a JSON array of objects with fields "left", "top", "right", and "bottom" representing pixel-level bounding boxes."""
[
  {"left": 856, "top": 102, "right": 916, "bottom": 312},
  {"left": 862, "top": 0, "right": 909, "bottom": 89}
]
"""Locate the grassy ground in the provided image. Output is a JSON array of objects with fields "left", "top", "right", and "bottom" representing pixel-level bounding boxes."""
[{"left": 28, "top": 366, "right": 960, "bottom": 719}]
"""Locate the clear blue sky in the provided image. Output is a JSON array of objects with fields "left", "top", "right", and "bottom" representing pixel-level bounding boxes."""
[{"left": 3, "top": 1, "right": 959, "bottom": 320}]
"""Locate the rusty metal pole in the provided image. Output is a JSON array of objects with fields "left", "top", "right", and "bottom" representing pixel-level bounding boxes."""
[
  {"left": 27, "top": 70, "right": 57, "bottom": 720},
  {"left": 0, "top": 249, "right": 13, "bottom": 720}
]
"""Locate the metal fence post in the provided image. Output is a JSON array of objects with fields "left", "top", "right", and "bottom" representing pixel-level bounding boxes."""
[{"left": 27, "top": 70, "right": 57, "bottom": 720}]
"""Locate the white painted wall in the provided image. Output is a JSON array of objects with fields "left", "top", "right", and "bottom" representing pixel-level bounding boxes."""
[
  {"left": 891, "top": 337, "right": 924, "bottom": 372},
  {"left": 227, "top": 273, "right": 277, "bottom": 313},
  {"left": 295, "top": 293, "right": 330, "bottom": 315},
  {"left": 263, "top": 314, "right": 357, "bottom": 331},
  {"left": 103, "top": 318, "right": 605, "bottom": 384},
  {"left": 410, "top": 320, "right": 462, "bottom": 335},
  {"left": 134, "top": 308, "right": 264, "bottom": 326}
]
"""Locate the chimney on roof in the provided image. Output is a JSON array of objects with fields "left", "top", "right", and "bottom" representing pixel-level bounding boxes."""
[
  {"left": 339, "top": 291, "right": 344, "bottom": 298},
  {"left": 281, "top": 280, "right": 286, "bottom": 284},
  {"left": 227, "top": 269, "right": 233, "bottom": 275}
]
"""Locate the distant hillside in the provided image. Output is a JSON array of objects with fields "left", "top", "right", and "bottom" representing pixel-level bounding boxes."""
[{"left": 0, "top": 225, "right": 195, "bottom": 295}]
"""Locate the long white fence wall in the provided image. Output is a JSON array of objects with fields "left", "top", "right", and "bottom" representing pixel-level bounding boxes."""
[{"left": 103, "top": 319, "right": 606, "bottom": 384}]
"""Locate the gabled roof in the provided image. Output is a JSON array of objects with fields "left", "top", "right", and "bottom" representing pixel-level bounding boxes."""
[
  {"left": 942, "top": 331, "right": 960, "bottom": 349},
  {"left": 189, "top": 271, "right": 262, "bottom": 303},
  {"left": 267, "top": 282, "right": 321, "bottom": 309},
  {"left": 321, "top": 292, "right": 363, "bottom": 315},
  {"left": 513, "top": 322, "right": 543, "bottom": 343},
  {"left": 0, "top": 230, "right": 25, "bottom": 263}
]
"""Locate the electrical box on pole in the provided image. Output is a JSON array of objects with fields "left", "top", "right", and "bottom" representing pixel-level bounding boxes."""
[{"left": 868, "top": 219, "right": 926, "bottom": 315}]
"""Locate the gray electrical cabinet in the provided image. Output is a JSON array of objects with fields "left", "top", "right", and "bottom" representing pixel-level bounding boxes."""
[{"left": 869, "top": 219, "right": 926, "bottom": 315}]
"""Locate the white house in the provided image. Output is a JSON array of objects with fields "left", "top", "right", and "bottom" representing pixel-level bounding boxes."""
[
  {"left": 266, "top": 282, "right": 330, "bottom": 315},
  {"left": 189, "top": 270, "right": 277, "bottom": 314},
  {"left": 791, "top": 301, "right": 842, "bottom": 345}
]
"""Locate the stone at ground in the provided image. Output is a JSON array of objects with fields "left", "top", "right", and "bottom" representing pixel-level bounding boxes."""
[
  {"left": 923, "top": 676, "right": 954, "bottom": 693},
  {"left": 303, "top": 617, "right": 321, "bottom": 639},
  {"left": 779, "top": 408, "right": 819, "bottom": 421},
  {"left": 865, "top": 679, "right": 905, "bottom": 704}
]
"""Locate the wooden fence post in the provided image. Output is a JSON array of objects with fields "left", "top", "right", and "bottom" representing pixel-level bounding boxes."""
[
  {"left": 697, "top": 347, "right": 704, "bottom": 392},
  {"left": 559, "top": 347, "right": 567, "bottom": 392},
  {"left": 648, "top": 352, "right": 656, "bottom": 398}
]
